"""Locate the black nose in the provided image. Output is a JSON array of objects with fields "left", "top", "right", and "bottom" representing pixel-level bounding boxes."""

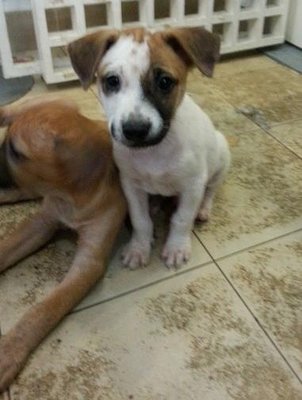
[{"left": 122, "top": 120, "right": 151, "bottom": 143}]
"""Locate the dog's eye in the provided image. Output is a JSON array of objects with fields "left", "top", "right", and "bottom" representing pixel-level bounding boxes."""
[
  {"left": 103, "top": 75, "right": 121, "bottom": 92},
  {"left": 156, "top": 75, "right": 175, "bottom": 93}
]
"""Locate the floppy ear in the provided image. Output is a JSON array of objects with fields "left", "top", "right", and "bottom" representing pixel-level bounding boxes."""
[
  {"left": 68, "top": 30, "right": 119, "bottom": 90},
  {"left": 161, "top": 27, "right": 220, "bottom": 77}
]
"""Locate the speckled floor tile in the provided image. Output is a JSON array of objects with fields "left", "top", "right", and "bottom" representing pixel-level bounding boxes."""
[
  {"left": 76, "top": 223, "right": 210, "bottom": 311},
  {"left": 187, "top": 92, "right": 258, "bottom": 136},
  {"left": 268, "top": 119, "right": 302, "bottom": 158},
  {"left": 0, "top": 201, "right": 39, "bottom": 238},
  {"left": 205, "top": 65, "right": 302, "bottom": 127},
  {"left": 1, "top": 55, "right": 302, "bottom": 399},
  {"left": 194, "top": 126, "right": 302, "bottom": 258},
  {"left": 218, "top": 230, "right": 302, "bottom": 379},
  {"left": 12, "top": 78, "right": 102, "bottom": 121},
  {"left": 0, "top": 221, "right": 210, "bottom": 332},
  {"left": 9, "top": 265, "right": 302, "bottom": 400},
  {"left": 0, "top": 232, "right": 75, "bottom": 331},
  {"left": 214, "top": 52, "right": 279, "bottom": 78}
]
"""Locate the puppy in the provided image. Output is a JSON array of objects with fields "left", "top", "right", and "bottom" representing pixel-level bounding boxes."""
[
  {"left": 68, "top": 27, "right": 230, "bottom": 269},
  {"left": 0, "top": 98, "right": 126, "bottom": 392}
]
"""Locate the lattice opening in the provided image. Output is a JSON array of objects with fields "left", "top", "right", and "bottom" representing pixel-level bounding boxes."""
[
  {"left": 51, "top": 46, "right": 70, "bottom": 73},
  {"left": 263, "top": 15, "right": 281, "bottom": 36},
  {"left": 266, "top": 0, "right": 280, "bottom": 6},
  {"left": 46, "top": 7, "right": 72, "bottom": 33},
  {"left": 84, "top": 3, "right": 108, "bottom": 28},
  {"left": 213, "top": 23, "right": 224, "bottom": 37},
  {"left": 212, "top": 23, "right": 229, "bottom": 44},
  {"left": 238, "top": 19, "right": 256, "bottom": 41},
  {"left": 122, "top": 1, "right": 140, "bottom": 23},
  {"left": 240, "top": 0, "right": 255, "bottom": 10},
  {"left": 185, "top": 0, "right": 199, "bottom": 16},
  {"left": 213, "top": 0, "right": 227, "bottom": 12},
  {"left": 5, "top": 10, "right": 38, "bottom": 63},
  {"left": 154, "top": 0, "right": 171, "bottom": 20}
]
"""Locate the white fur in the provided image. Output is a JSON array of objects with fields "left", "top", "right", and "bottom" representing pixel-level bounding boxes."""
[
  {"left": 98, "top": 36, "right": 231, "bottom": 269},
  {"left": 98, "top": 36, "right": 162, "bottom": 143}
]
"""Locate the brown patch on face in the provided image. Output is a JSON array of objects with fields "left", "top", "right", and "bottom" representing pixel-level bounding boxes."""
[
  {"left": 138, "top": 27, "right": 220, "bottom": 137},
  {"left": 141, "top": 33, "right": 188, "bottom": 128}
]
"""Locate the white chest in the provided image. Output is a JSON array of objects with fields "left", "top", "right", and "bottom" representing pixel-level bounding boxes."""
[{"left": 115, "top": 143, "right": 184, "bottom": 196}]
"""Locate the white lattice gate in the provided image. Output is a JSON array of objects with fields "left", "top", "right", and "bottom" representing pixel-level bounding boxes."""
[{"left": 0, "top": 0, "right": 290, "bottom": 84}]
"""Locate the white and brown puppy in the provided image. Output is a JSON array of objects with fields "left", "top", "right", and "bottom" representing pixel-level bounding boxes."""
[
  {"left": 69, "top": 27, "right": 230, "bottom": 269},
  {"left": 0, "top": 98, "right": 126, "bottom": 392}
]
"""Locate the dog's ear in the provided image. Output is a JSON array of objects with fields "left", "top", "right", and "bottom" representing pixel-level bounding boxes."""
[
  {"left": 68, "top": 30, "right": 119, "bottom": 89},
  {"left": 161, "top": 27, "right": 220, "bottom": 77}
]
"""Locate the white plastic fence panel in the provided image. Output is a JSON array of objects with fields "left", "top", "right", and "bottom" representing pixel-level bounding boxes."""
[
  {"left": 0, "top": 0, "right": 41, "bottom": 78},
  {"left": 0, "top": 0, "right": 290, "bottom": 83}
]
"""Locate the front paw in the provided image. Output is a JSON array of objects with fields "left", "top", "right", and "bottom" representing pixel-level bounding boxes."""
[
  {"left": 0, "top": 335, "right": 27, "bottom": 393},
  {"left": 161, "top": 237, "right": 192, "bottom": 269},
  {"left": 122, "top": 239, "right": 151, "bottom": 269}
]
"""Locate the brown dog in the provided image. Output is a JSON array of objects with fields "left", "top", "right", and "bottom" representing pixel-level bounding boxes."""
[{"left": 0, "top": 98, "right": 126, "bottom": 392}]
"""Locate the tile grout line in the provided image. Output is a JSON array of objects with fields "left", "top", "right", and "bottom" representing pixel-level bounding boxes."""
[
  {"left": 231, "top": 108, "right": 302, "bottom": 160},
  {"left": 89, "top": 71, "right": 302, "bottom": 382},
  {"left": 263, "top": 129, "right": 302, "bottom": 161},
  {"left": 72, "top": 259, "right": 213, "bottom": 315},
  {"left": 193, "top": 232, "right": 302, "bottom": 385},
  {"left": 197, "top": 227, "right": 302, "bottom": 264},
  {"left": 74, "top": 226, "right": 302, "bottom": 315}
]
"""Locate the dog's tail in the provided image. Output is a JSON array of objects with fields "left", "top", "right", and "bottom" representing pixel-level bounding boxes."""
[{"left": 0, "top": 96, "right": 78, "bottom": 127}]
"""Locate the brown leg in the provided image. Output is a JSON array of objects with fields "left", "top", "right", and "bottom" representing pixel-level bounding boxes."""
[
  {"left": 0, "top": 205, "right": 124, "bottom": 392},
  {"left": 0, "top": 188, "right": 39, "bottom": 205},
  {"left": 0, "top": 206, "right": 59, "bottom": 273}
]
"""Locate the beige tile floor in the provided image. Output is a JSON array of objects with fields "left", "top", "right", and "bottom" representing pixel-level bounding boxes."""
[{"left": 0, "top": 51, "right": 301, "bottom": 399}]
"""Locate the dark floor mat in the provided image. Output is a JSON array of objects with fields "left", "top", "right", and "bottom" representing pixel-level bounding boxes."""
[
  {"left": 263, "top": 43, "right": 302, "bottom": 74},
  {"left": 0, "top": 66, "right": 34, "bottom": 106}
]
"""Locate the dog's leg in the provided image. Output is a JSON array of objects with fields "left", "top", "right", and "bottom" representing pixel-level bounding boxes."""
[
  {"left": 197, "top": 171, "right": 224, "bottom": 222},
  {"left": 0, "top": 188, "right": 38, "bottom": 205},
  {"left": 198, "top": 131, "right": 230, "bottom": 222},
  {"left": 121, "top": 180, "right": 153, "bottom": 269},
  {"left": 0, "top": 206, "right": 122, "bottom": 393},
  {"left": 0, "top": 206, "right": 58, "bottom": 273},
  {"left": 162, "top": 179, "right": 207, "bottom": 268}
]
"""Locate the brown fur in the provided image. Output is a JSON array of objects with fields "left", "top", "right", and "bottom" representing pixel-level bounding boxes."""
[
  {"left": 0, "top": 98, "right": 126, "bottom": 392},
  {"left": 68, "top": 26, "right": 220, "bottom": 91},
  {"left": 68, "top": 29, "right": 119, "bottom": 89},
  {"left": 158, "top": 27, "right": 220, "bottom": 77},
  {"left": 141, "top": 32, "right": 189, "bottom": 124}
]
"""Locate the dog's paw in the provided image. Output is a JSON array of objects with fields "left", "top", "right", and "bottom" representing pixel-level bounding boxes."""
[
  {"left": 0, "top": 335, "right": 27, "bottom": 393},
  {"left": 122, "top": 239, "right": 151, "bottom": 269},
  {"left": 162, "top": 238, "right": 191, "bottom": 269},
  {"left": 196, "top": 207, "right": 211, "bottom": 223}
]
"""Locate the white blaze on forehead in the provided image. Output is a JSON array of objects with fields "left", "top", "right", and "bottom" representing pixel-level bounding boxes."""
[
  {"left": 100, "top": 34, "right": 150, "bottom": 78},
  {"left": 98, "top": 33, "right": 163, "bottom": 144}
]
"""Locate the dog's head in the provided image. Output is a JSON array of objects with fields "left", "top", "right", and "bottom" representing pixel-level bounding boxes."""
[
  {"left": 68, "top": 27, "right": 220, "bottom": 148},
  {"left": 1, "top": 101, "right": 109, "bottom": 197}
]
